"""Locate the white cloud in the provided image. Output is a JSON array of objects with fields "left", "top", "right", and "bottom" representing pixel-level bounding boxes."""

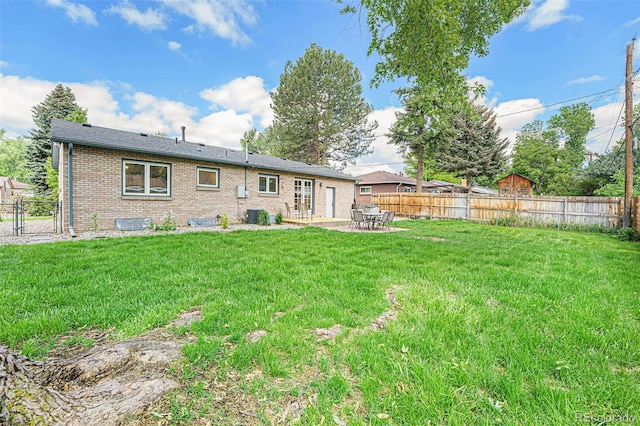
[
  {"left": 45, "top": 0, "right": 98, "bottom": 26},
  {"left": 624, "top": 16, "right": 640, "bottom": 28},
  {"left": 168, "top": 41, "right": 181, "bottom": 51},
  {"left": 0, "top": 74, "right": 56, "bottom": 132},
  {"left": 0, "top": 61, "right": 8, "bottom": 69},
  {"left": 0, "top": 74, "right": 269, "bottom": 150},
  {"left": 200, "top": 76, "right": 273, "bottom": 128},
  {"left": 197, "top": 110, "right": 254, "bottom": 148},
  {"left": 493, "top": 98, "right": 546, "bottom": 152},
  {"left": 468, "top": 75, "right": 498, "bottom": 107},
  {"left": 587, "top": 78, "right": 640, "bottom": 154},
  {"left": 162, "top": 0, "right": 256, "bottom": 46},
  {"left": 525, "top": 0, "right": 581, "bottom": 31},
  {"left": 565, "top": 75, "right": 605, "bottom": 86},
  {"left": 106, "top": 1, "right": 167, "bottom": 31}
]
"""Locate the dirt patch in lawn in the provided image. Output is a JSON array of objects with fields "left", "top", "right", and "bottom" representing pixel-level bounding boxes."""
[{"left": 3, "top": 286, "right": 404, "bottom": 425}]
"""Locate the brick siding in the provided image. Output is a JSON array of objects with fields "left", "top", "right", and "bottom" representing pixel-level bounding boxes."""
[{"left": 58, "top": 144, "right": 355, "bottom": 232}]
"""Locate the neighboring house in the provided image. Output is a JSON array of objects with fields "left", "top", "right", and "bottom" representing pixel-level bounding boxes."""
[
  {"left": 0, "top": 176, "right": 30, "bottom": 202},
  {"left": 51, "top": 119, "right": 358, "bottom": 233},
  {"left": 355, "top": 171, "right": 419, "bottom": 204},
  {"left": 497, "top": 173, "right": 534, "bottom": 196},
  {"left": 355, "top": 171, "right": 497, "bottom": 204}
]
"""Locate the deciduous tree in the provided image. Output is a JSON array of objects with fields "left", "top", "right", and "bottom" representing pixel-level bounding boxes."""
[
  {"left": 0, "top": 129, "right": 29, "bottom": 183},
  {"left": 340, "top": 0, "right": 529, "bottom": 118},
  {"left": 387, "top": 87, "right": 450, "bottom": 192},
  {"left": 511, "top": 121, "right": 559, "bottom": 194},
  {"left": 547, "top": 102, "right": 595, "bottom": 169},
  {"left": 269, "top": 43, "right": 377, "bottom": 169}
]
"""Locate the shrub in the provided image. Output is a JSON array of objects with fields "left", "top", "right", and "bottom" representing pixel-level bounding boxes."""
[
  {"left": 617, "top": 227, "right": 640, "bottom": 242},
  {"left": 220, "top": 213, "right": 229, "bottom": 229},
  {"left": 257, "top": 209, "right": 270, "bottom": 226},
  {"left": 24, "top": 198, "right": 56, "bottom": 217},
  {"left": 91, "top": 212, "right": 100, "bottom": 232},
  {"left": 275, "top": 211, "right": 283, "bottom": 225},
  {"left": 154, "top": 211, "right": 176, "bottom": 231}
]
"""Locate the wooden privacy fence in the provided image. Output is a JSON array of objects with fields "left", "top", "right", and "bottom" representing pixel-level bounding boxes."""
[{"left": 371, "top": 193, "right": 633, "bottom": 229}]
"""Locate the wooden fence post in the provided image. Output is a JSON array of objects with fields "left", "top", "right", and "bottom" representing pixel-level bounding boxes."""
[{"left": 633, "top": 196, "right": 640, "bottom": 232}]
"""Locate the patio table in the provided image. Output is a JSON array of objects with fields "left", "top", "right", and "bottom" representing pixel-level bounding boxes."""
[{"left": 362, "top": 212, "right": 384, "bottom": 229}]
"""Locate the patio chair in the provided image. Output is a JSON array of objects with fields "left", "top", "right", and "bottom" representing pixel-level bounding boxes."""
[
  {"left": 284, "top": 202, "right": 292, "bottom": 218},
  {"left": 375, "top": 211, "right": 390, "bottom": 230},
  {"left": 381, "top": 211, "right": 395, "bottom": 230},
  {"left": 352, "top": 209, "right": 367, "bottom": 229}
]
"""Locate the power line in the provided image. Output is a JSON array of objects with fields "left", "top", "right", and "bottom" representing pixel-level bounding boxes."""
[
  {"left": 495, "top": 87, "right": 620, "bottom": 118},
  {"left": 603, "top": 100, "right": 625, "bottom": 153}
]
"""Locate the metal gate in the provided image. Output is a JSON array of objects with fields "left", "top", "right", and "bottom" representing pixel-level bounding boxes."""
[
  {"left": 0, "top": 202, "right": 17, "bottom": 237},
  {"left": 0, "top": 199, "right": 61, "bottom": 237}
]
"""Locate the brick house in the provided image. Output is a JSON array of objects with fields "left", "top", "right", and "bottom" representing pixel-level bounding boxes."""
[
  {"left": 1, "top": 177, "right": 30, "bottom": 202},
  {"left": 355, "top": 171, "right": 498, "bottom": 204},
  {"left": 51, "top": 119, "right": 357, "bottom": 233},
  {"left": 354, "top": 171, "right": 418, "bottom": 204},
  {"left": 497, "top": 173, "right": 534, "bottom": 196}
]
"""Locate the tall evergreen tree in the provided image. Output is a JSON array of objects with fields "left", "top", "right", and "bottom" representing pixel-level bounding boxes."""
[
  {"left": 439, "top": 104, "right": 508, "bottom": 188},
  {"left": 269, "top": 43, "right": 377, "bottom": 169},
  {"left": 25, "top": 84, "right": 87, "bottom": 196}
]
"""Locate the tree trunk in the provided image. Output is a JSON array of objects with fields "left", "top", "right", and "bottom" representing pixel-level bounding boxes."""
[
  {"left": 415, "top": 138, "right": 425, "bottom": 194},
  {"left": 1, "top": 311, "right": 200, "bottom": 425}
]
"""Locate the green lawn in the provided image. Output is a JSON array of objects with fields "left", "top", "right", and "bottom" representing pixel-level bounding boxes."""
[{"left": 1, "top": 220, "right": 639, "bottom": 424}]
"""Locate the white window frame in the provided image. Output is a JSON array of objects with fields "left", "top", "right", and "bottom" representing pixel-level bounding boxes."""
[
  {"left": 404, "top": 187, "right": 413, "bottom": 193},
  {"left": 359, "top": 186, "right": 372, "bottom": 194},
  {"left": 197, "top": 167, "right": 220, "bottom": 189},
  {"left": 122, "top": 159, "right": 171, "bottom": 197},
  {"left": 259, "top": 173, "right": 279, "bottom": 195}
]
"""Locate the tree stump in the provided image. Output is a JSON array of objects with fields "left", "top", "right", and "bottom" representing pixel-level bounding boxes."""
[{"left": 1, "top": 310, "right": 201, "bottom": 425}]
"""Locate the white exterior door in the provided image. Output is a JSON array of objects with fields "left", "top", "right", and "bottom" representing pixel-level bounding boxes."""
[
  {"left": 294, "top": 178, "right": 313, "bottom": 215},
  {"left": 325, "top": 187, "right": 335, "bottom": 218}
]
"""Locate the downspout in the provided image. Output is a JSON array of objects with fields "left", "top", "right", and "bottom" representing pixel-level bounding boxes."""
[
  {"left": 245, "top": 144, "right": 249, "bottom": 190},
  {"left": 68, "top": 143, "right": 76, "bottom": 237}
]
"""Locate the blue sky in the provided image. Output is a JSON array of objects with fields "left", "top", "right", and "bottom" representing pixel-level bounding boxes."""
[{"left": 1, "top": 0, "right": 639, "bottom": 175}]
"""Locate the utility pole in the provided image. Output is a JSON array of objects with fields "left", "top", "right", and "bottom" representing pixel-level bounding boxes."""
[{"left": 623, "top": 39, "right": 634, "bottom": 228}]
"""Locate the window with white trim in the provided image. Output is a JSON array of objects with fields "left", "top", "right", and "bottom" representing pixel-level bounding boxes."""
[
  {"left": 404, "top": 187, "right": 413, "bottom": 193},
  {"left": 259, "top": 173, "right": 279, "bottom": 194},
  {"left": 123, "top": 160, "right": 170, "bottom": 196},
  {"left": 197, "top": 167, "right": 219, "bottom": 188},
  {"left": 359, "top": 186, "right": 372, "bottom": 194}
]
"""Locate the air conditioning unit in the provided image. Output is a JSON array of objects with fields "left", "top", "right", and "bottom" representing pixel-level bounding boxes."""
[{"left": 237, "top": 185, "right": 248, "bottom": 198}]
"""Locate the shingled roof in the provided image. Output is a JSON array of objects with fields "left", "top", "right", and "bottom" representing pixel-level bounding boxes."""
[
  {"left": 355, "top": 170, "right": 417, "bottom": 185},
  {"left": 51, "top": 119, "right": 357, "bottom": 182}
]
